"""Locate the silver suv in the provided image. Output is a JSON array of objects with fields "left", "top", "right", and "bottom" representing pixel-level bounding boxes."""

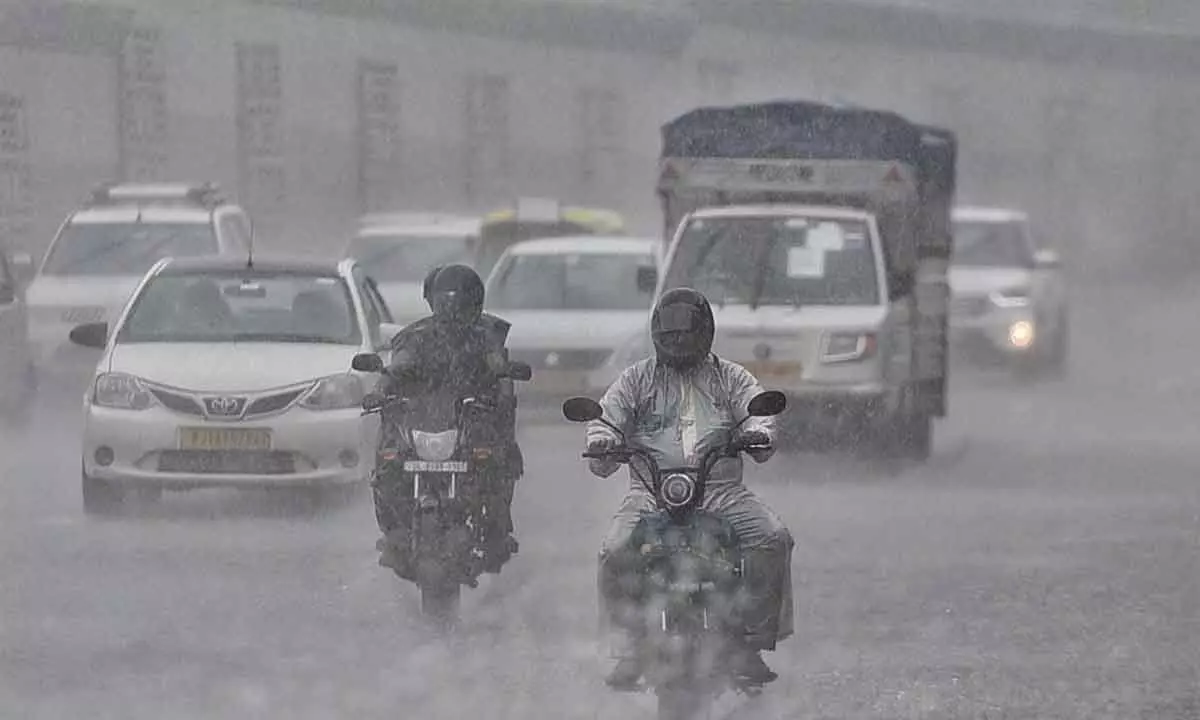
[
  {"left": 24, "top": 183, "right": 253, "bottom": 387},
  {"left": 949, "top": 206, "right": 1070, "bottom": 377}
]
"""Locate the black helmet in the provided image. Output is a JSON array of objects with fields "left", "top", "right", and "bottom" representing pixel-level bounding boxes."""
[
  {"left": 651, "top": 287, "right": 714, "bottom": 369},
  {"left": 421, "top": 265, "right": 445, "bottom": 310},
  {"left": 427, "top": 264, "right": 484, "bottom": 326}
]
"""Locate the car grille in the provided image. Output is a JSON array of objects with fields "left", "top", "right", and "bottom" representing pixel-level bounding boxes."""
[
  {"left": 149, "top": 388, "right": 204, "bottom": 416},
  {"left": 157, "top": 450, "right": 296, "bottom": 475},
  {"left": 146, "top": 384, "right": 310, "bottom": 419},
  {"left": 951, "top": 296, "right": 990, "bottom": 318},
  {"left": 510, "top": 349, "right": 612, "bottom": 371},
  {"left": 245, "top": 389, "right": 306, "bottom": 417}
]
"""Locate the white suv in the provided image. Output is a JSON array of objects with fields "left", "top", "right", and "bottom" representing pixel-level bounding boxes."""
[{"left": 25, "top": 183, "right": 253, "bottom": 386}]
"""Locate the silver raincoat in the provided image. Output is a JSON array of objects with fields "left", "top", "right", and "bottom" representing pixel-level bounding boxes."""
[{"left": 587, "top": 355, "right": 795, "bottom": 655}]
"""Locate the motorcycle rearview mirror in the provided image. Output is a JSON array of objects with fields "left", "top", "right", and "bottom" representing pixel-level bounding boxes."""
[
  {"left": 747, "top": 390, "right": 787, "bottom": 417},
  {"left": 361, "top": 392, "right": 386, "bottom": 411},
  {"left": 351, "top": 352, "right": 384, "bottom": 373},
  {"left": 563, "top": 396, "right": 626, "bottom": 441},
  {"left": 562, "top": 396, "right": 603, "bottom": 422},
  {"left": 504, "top": 360, "right": 533, "bottom": 382}
]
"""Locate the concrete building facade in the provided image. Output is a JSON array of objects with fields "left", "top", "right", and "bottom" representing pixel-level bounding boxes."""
[{"left": 0, "top": 0, "right": 1197, "bottom": 279}]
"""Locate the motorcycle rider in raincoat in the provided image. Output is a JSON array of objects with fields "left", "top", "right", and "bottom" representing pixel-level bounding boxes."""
[
  {"left": 372, "top": 264, "right": 518, "bottom": 576},
  {"left": 586, "top": 287, "right": 795, "bottom": 690}
]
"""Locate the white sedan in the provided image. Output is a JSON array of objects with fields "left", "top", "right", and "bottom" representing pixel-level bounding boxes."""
[
  {"left": 68, "top": 256, "right": 401, "bottom": 515},
  {"left": 483, "top": 235, "right": 659, "bottom": 402}
]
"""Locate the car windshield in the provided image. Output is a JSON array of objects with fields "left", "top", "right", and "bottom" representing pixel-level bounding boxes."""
[
  {"left": 116, "top": 271, "right": 361, "bottom": 345},
  {"left": 41, "top": 223, "right": 218, "bottom": 276},
  {"left": 487, "top": 251, "right": 656, "bottom": 311},
  {"left": 344, "top": 234, "right": 473, "bottom": 283},
  {"left": 952, "top": 220, "right": 1035, "bottom": 268},
  {"left": 663, "top": 216, "right": 880, "bottom": 307}
]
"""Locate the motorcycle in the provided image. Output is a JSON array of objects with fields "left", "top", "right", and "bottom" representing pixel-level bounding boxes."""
[
  {"left": 562, "top": 389, "right": 787, "bottom": 720},
  {"left": 353, "top": 351, "right": 532, "bottom": 628}
]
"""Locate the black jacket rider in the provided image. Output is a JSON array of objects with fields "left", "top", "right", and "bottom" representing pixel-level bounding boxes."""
[{"left": 372, "top": 264, "right": 521, "bottom": 576}]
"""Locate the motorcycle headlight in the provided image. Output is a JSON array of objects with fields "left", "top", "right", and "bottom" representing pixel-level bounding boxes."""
[
  {"left": 299, "top": 373, "right": 364, "bottom": 410},
  {"left": 988, "top": 286, "right": 1032, "bottom": 308},
  {"left": 821, "top": 332, "right": 877, "bottom": 364},
  {"left": 411, "top": 429, "right": 459, "bottom": 462},
  {"left": 93, "top": 372, "right": 155, "bottom": 410},
  {"left": 660, "top": 472, "right": 696, "bottom": 510}
]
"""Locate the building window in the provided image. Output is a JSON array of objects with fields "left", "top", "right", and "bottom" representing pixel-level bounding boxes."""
[
  {"left": 0, "top": 93, "right": 32, "bottom": 250},
  {"left": 577, "top": 87, "right": 623, "bottom": 195},
  {"left": 118, "top": 26, "right": 168, "bottom": 181},
  {"left": 236, "top": 42, "right": 285, "bottom": 211},
  {"left": 462, "top": 73, "right": 509, "bottom": 205},
  {"left": 357, "top": 61, "right": 401, "bottom": 214}
]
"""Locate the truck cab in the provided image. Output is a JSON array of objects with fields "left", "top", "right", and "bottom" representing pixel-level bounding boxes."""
[
  {"left": 615, "top": 100, "right": 957, "bottom": 460},
  {"left": 661, "top": 204, "right": 901, "bottom": 421}
]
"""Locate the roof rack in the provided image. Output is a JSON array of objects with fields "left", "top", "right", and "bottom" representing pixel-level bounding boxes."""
[{"left": 88, "top": 182, "right": 227, "bottom": 209}]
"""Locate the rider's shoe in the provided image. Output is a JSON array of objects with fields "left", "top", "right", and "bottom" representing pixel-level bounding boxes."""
[{"left": 604, "top": 657, "right": 644, "bottom": 691}]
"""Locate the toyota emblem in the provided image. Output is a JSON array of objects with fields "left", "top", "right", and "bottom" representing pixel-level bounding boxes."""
[
  {"left": 204, "top": 396, "right": 246, "bottom": 417},
  {"left": 545, "top": 352, "right": 561, "bottom": 368}
]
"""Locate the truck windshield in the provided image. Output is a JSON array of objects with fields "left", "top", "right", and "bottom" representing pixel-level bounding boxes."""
[{"left": 664, "top": 216, "right": 880, "bottom": 306}]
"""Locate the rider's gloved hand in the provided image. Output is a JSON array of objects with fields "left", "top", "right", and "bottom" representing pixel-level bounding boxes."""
[
  {"left": 736, "top": 430, "right": 774, "bottom": 464},
  {"left": 586, "top": 434, "right": 621, "bottom": 478}
]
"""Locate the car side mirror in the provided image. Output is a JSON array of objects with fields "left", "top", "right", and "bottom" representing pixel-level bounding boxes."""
[
  {"left": 1033, "top": 249, "right": 1061, "bottom": 269},
  {"left": 69, "top": 322, "right": 108, "bottom": 349},
  {"left": 636, "top": 265, "right": 658, "bottom": 293},
  {"left": 351, "top": 352, "right": 385, "bottom": 373},
  {"left": 10, "top": 251, "right": 33, "bottom": 284}
]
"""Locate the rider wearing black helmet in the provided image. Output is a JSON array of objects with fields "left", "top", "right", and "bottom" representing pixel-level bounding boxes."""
[
  {"left": 585, "top": 287, "right": 795, "bottom": 689},
  {"left": 372, "top": 264, "right": 521, "bottom": 576}
]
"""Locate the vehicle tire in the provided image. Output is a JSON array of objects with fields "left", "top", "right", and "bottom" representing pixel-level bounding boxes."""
[
  {"left": 82, "top": 469, "right": 125, "bottom": 516},
  {"left": 656, "top": 685, "right": 708, "bottom": 720},
  {"left": 420, "top": 581, "right": 461, "bottom": 631}
]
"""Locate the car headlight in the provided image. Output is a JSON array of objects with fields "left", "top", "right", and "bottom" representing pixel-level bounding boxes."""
[
  {"left": 299, "top": 373, "right": 364, "bottom": 410},
  {"left": 821, "top": 332, "right": 877, "bottom": 364},
  {"left": 989, "top": 286, "right": 1032, "bottom": 308},
  {"left": 93, "top": 372, "right": 156, "bottom": 410},
  {"left": 411, "top": 429, "right": 459, "bottom": 461}
]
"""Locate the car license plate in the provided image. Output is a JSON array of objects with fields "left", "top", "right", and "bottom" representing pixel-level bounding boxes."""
[
  {"left": 403, "top": 460, "right": 469, "bottom": 473},
  {"left": 741, "top": 361, "right": 803, "bottom": 380},
  {"left": 179, "top": 428, "right": 272, "bottom": 451}
]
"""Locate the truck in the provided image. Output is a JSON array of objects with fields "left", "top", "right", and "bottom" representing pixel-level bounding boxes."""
[{"left": 647, "top": 100, "right": 957, "bottom": 460}]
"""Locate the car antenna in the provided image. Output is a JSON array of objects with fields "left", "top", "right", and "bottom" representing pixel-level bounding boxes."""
[{"left": 246, "top": 230, "right": 255, "bottom": 269}]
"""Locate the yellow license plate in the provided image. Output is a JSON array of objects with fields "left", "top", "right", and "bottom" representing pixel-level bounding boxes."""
[
  {"left": 741, "top": 361, "right": 803, "bottom": 379},
  {"left": 179, "top": 428, "right": 272, "bottom": 451}
]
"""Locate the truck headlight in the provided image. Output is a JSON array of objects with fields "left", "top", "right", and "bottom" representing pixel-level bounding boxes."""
[
  {"left": 821, "top": 332, "right": 876, "bottom": 364},
  {"left": 299, "top": 374, "right": 364, "bottom": 410},
  {"left": 93, "top": 372, "right": 155, "bottom": 410},
  {"left": 989, "top": 286, "right": 1032, "bottom": 308},
  {"left": 411, "top": 429, "right": 459, "bottom": 461}
]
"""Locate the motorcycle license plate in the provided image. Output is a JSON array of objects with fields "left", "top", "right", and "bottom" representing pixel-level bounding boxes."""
[{"left": 402, "top": 460, "right": 469, "bottom": 473}]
